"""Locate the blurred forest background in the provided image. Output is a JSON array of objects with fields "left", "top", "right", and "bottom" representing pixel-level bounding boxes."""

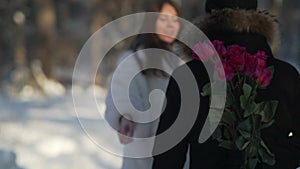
[
  {"left": 0, "top": 1, "right": 299, "bottom": 169},
  {"left": 0, "top": 0, "right": 299, "bottom": 98}
]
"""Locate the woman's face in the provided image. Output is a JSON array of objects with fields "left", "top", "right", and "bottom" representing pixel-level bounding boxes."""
[{"left": 155, "top": 3, "right": 180, "bottom": 44}]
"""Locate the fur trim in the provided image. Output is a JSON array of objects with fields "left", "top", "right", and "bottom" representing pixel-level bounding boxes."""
[{"left": 194, "top": 8, "right": 280, "bottom": 52}]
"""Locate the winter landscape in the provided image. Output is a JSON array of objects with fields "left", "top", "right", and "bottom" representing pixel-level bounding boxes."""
[
  {"left": 0, "top": 84, "right": 123, "bottom": 169},
  {"left": 1, "top": 1, "right": 299, "bottom": 169}
]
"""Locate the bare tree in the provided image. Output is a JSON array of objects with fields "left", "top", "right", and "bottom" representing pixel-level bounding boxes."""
[{"left": 33, "top": 0, "right": 56, "bottom": 78}]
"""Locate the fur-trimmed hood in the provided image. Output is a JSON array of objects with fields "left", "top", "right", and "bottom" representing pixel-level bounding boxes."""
[{"left": 194, "top": 8, "right": 280, "bottom": 52}]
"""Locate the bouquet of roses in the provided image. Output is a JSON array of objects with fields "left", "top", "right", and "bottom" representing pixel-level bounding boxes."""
[{"left": 192, "top": 40, "right": 278, "bottom": 169}]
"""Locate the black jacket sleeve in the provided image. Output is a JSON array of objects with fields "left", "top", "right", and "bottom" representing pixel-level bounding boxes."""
[
  {"left": 152, "top": 60, "right": 212, "bottom": 169},
  {"left": 152, "top": 72, "right": 189, "bottom": 169}
]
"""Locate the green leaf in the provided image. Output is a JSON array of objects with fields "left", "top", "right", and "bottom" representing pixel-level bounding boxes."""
[
  {"left": 260, "top": 120, "right": 275, "bottom": 130},
  {"left": 247, "top": 145, "right": 258, "bottom": 158},
  {"left": 243, "top": 83, "right": 252, "bottom": 99},
  {"left": 246, "top": 158, "right": 259, "bottom": 169},
  {"left": 238, "top": 118, "right": 252, "bottom": 133},
  {"left": 240, "top": 95, "right": 247, "bottom": 109},
  {"left": 226, "top": 91, "right": 234, "bottom": 107},
  {"left": 260, "top": 141, "right": 274, "bottom": 156},
  {"left": 222, "top": 110, "right": 236, "bottom": 126},
  {"left": 245, "top": 76, "right": 258, "bottom": 87},
  {"left": 244, "top": 102, "right": 258, "bottom": 118},
  {"left": 253, "top": 114, "right": 262, "bottom": 131},
  {"left": 238, "top": 129, "right": 251, "bottom": 139},
  {"left": 240, "top": 83, "right": 254, "bottom": 110},
  {"left": 258, "top": 101, "right": 279, "bottom": 122},
  {"left": 201, "top": 83, "right": 211, "bottom": 96},
  {"left": 265, "top": 100, "right": 279, "bottom": 115},
  {"left": 219, "top": 140, "right": 235, "bottom": 150},
  {"left": 258, "top": 141, "right": 275, "bottom": 166},
  {"left": 235, "top": 136, "right": 250, "bottom": 151}
]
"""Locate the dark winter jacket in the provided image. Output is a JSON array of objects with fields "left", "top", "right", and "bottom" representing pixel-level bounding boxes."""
[{"left": 152, "top": 9, "right": 300, "bottom": 169}]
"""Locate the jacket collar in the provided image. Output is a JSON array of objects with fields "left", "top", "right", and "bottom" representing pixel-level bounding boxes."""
[{"left": 194, "top": 8, "right": 280, "bottom": 52}]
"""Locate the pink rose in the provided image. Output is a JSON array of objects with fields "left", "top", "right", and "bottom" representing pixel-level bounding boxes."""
[
  {"left": 243, "top": 53, "right": 257, "bottom": 77},
  {"left": 254, "top": 51, "right": 268, "bottom": 78},
  {"left": 212, "top": 40, "right": 227, "bottom": 57},
  {"left": 254, "top": 66, "right": 265, "bottom": 79},
  {"left": 227, "top": 45, "right": 246, "bottom": 72},
  {"left": 220, "top": 60, "right": 235, "bottom": 81},
  {"left": 192, "top": 41, "right": 214, "bottom": 62},
  {"left": 255, "top": 51, "right": 268, "bottom": 61},
  {"left": 258, "top": 68, "right": 272, "bottom": 87}
]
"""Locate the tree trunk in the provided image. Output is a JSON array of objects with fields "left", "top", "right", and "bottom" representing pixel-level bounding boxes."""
[{"left": 34, "top": 0, "right": 56, "bottom": 78}]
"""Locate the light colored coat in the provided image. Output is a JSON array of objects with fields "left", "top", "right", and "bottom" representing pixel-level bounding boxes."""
[{"left": 105, "top": 49, "right": 189, "bottom": 169}]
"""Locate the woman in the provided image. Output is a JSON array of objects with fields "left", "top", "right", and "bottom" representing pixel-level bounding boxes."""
[
  {"left": 104, "top": 1, "right": 187, "bottom": 168},
  {"left": 152, "top": 0, "right": 300, "bottom": 168}
]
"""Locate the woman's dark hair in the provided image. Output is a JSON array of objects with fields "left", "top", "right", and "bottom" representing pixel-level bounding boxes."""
[{"left": 129, "top": 0, "right": 182, "bottom": 76}]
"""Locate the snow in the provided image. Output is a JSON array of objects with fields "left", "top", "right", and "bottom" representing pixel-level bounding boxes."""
[{"left": 0, "top": 86, "right": 123, "bottom": 169}]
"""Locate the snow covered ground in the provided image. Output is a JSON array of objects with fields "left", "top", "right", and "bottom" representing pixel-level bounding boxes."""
[{"left": 0, "top": 86, "right": 123, "bottom": 169}]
